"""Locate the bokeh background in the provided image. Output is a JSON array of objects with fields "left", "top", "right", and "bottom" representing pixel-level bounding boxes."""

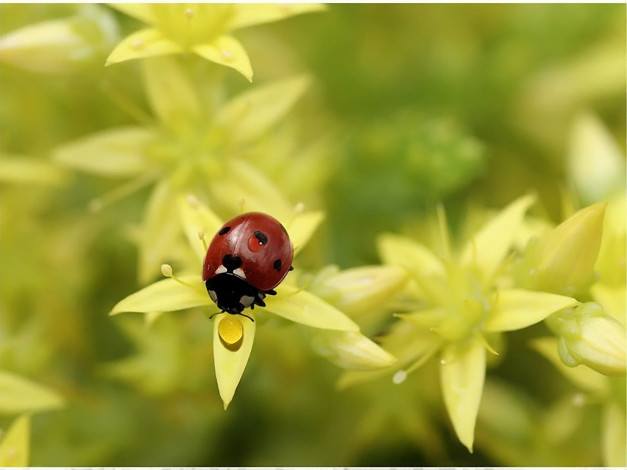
[{"left": 1, "top": 3, "right": 625, "bottom": 466}]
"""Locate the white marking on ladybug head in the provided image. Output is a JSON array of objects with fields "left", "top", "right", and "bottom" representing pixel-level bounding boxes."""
[
  {"left": 233, "top": 268, "right": 246, "bottom": 279},
  {"left": 215, "top": 265, "right": 227, "bottom": 275},
  {"left": 240, "top": 295, "right": 254, "bottom": 308},
  {"left": 208, "top": 289, "right": 218, "bottom": 303}
]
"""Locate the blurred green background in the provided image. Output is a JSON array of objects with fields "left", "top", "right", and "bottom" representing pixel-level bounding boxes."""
[{"left": 1, "top": 3, "right": 625, "bottom": 466}]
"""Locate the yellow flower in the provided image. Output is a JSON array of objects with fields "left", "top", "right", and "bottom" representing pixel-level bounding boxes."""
[
  {"left": 54, "top": 56, "right": 312, "bottom": 282},
  {"left": 105, "top": 3, "right": 325, "bottom": 81},
  {"left": 0, "top": 4, "right": 118, "bottom": 74},
  {"left": 111, "top": 196, "right": 393, "bottom": 409},
  {"left": 547, "top": 303, "right": 626, "bottom": 376},
  {"left": 516, "top": 202, "right": 606, "bottom": 297},
  {"left": 342, "top": 195, "right": 579, "bottom": 452}
]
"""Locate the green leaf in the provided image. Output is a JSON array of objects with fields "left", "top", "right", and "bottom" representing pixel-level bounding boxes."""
[
  {"left": 461, "top": 194, "right": 535, "bottom": 283},
  {"left": 440, "top": 337, "right": 486, "bottom": 452},
  {"left": 0, "top": 415, "right": 30, "bottom": 467},
  {"left": 0, "top": 371, "right": 64, "bottom": 415},
  {"left": 484, "top": 288, "right": 579, "bottom": 332},
  {"left": 231, "top": 3, "right": 326, "bottom": 30},
  {"left": 0, "top": 155, "right": 69, "bottom": 186},
  {"left": 311, "top": 330, "right": 396, "bottom": 370},
  {"left": 194, "top": 35, "right": 253, "bottom": 82},
  {"left": 142, "top": 56, "right": 201, "bottom": 130},
  {"left": 53, "top": 126, "right": 155, "bottom": 176},
  {"left": 106, "top": 28, "right": 183, "bottom": 66},
  {"left": 214, "top": 74, "right": 310, "bottom": 145},
  {"left": 111, "top": 276, "right": 209, "bottom": 315},
  {"left": 265, "top": 285, "right": 359, "bottom": 332},
  {"left": 213, "top": 313, "right": 256, "bottom": 410}
]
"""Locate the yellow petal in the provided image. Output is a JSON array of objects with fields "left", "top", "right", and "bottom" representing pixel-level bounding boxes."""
[
  {"left": 313, "top": 265, "right": 409, "bottom": 317},
  {"left": 214, "top": 74, "right": 310, "bottom": 145},
  {"left": 208, "top": 159, "right": 293, "bottom": 220},
  {"left": 108, "top": 3, "right": 158, "bottom": 25},
  {"left": 568, "top": 113, "right": 625, "bottom": 205},
  {"left": 106, "top": 28, "right": 183, "bottom": 66},
  {"left": 377, "top": 233, "right": 445, "bottom": 280},
  {"left": 231, "top": 3, "right": 326, "bottom": 30},
  {"left": 461, "top": 194, "right": 535, "bottom": 283},
  {"left": 440, "top": 337, "right": 486, "bottom": 452},
  {"left": 53, "top": 126, "right": 155, "bottom": 176},
  {"left": 177, "top": 195, "right": 223, "bottom": 260},
  {"left": 0, "top": 371, "right": 64, "bottom": 414},
  {"left": 138, "top": 181, "right": 182, "bottom": 283},
  {"left": 213, "top": 313, "right": 256, "bottom": 409},
  {"left": 141, "top": 56, "right": 201, "bottom": 131},
  {"left": 193, "top": 35, "right": 252, "bottom": 82},
  {"left": 264, "top": 285, "right": 359, "bottom": 332},
  {"left": 0, "top": 415, "right": 30, "bottom": 467},
  {"left": 0, "top": 155, "right": 69, "bottom": 186},
  {"left": 311, "top": 330, "right": 396, "bottom": 370},
  {"left": 603, "top": 401, "right": 627, "bottom": 466},
  {"left": 536, "top": 202, "right": 606, "bottom": 296},
  {"left": 110, "top": 276, "right": 209, "bottom": 315},
  {"left": 286, "top": 210, "right": 324, "bottom": 255},
  {"left": 484, "top": 288, "right": 579, "bottom": 332}
]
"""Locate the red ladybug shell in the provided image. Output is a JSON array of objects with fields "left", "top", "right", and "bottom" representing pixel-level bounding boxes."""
[{"left": 202, "top": 212, "right": 294, "bottom": 292}]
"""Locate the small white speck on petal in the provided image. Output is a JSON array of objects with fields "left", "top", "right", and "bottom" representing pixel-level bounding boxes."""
[
  {"left": 221, "top": 50, "right": 233, "bottom": 61},
  {"left": 393, "top": 370, "right": 407, "bottom": 384},
  {"left": 185, "top": 8, "right": 194, "bottom": 19},
  {"left": 186, "top": 193, "right": 200, "bottom": 208},
  {"left": 131, "top": 38, "right": 144, "bottom": 50}
]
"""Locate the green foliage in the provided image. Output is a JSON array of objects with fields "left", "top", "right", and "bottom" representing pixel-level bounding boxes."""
[{"left": 1, "top": 3, "right": 625, "bottom": 467}]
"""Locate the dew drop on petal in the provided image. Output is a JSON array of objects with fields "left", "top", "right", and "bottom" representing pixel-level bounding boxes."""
[
  {"left": 185, "top": 8, "right": 194, "bottom": 19},
  {"left": 392, "top": 370, "right": 407, "bottom": 384},
  {"left": 131, "top": 38, "right": 144, "bottom": 50},
  {"left": 440, "top": 358, "right": 448, "bottom": 365},
  {"left": 219, "top": 316, "right": 244, "bottom": 345},
  {"left": 221, "top": 50, "right": 233, "bottom": 61}
]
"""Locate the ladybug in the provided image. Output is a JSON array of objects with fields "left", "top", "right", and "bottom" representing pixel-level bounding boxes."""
[{"left": 203, "top": 212, "right": 294, "bottom": 321}]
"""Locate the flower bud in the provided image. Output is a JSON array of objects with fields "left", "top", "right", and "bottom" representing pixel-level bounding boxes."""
[
  {"left": 520, "top": 203, "right": 605, "bottom": 296},
  {"left": 548, "top": 303, "right": 626, "bottom": 376},
  {"left": 0, "top": 5, "right": 118, "bottom": 74}
]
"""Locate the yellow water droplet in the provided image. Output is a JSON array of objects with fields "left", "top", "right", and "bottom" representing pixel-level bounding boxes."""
[
  {"left": 185, "top": 8, "right": 194, "bottom": 19},
  {"left": 221, "top": 50, "right": 233, "bottom": 61},
  {"left": 219, "top": 316, "right": 243, "bottom": 345},
  {"left": 131, "top": 39, "right": 143, "bottom": 50}
]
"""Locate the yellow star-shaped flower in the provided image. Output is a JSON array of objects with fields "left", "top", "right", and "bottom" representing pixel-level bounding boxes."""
[{"left": 105, "top": 3, "right": 325, "bottom": 81}]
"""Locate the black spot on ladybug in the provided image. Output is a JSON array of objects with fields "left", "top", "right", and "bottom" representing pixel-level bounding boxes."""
[
  {"left": 273, "top": 258, "right": 282, "bottom": 272},
  {"left": 222, "top": 254, "right": 242, "bottom": 271},
  {"left": 253, "top": 230, "right": 268, "bottom": 245},
  {"left": 218, "top": 226, "right": 231, "bottom": 235}
]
